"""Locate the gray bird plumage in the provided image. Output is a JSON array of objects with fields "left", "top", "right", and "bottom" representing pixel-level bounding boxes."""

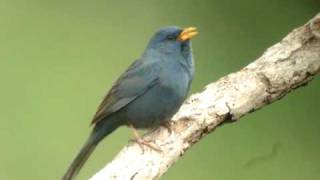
[{"left": 63, "top": 26, "right": 197, "bottom": 180}]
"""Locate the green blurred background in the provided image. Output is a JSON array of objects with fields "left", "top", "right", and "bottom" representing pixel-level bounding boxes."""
[{"left": 0, "top": 0, "right": 319, "bottom": 179}]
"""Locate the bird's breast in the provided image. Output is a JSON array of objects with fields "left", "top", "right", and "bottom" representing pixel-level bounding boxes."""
[
  {"left": 123, "top": 63, "right": 191, "bottom": 129},
  {"left": 160, "top": 61, "right": 191, "bottom": 97}
]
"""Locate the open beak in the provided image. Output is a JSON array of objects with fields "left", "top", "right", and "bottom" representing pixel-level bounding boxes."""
[{"left": 177, "top": 27, "right": 198, "bottom": 42}]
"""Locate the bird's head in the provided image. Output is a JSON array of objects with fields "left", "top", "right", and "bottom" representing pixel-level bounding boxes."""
[{"left": 146, "top": 26, "right": 198, "bottom": 54}]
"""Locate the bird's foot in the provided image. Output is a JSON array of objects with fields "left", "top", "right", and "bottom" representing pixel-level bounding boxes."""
[
  {"left": 130, "top": 137, "right": 161, "bottom": 153},
  {"left": 159, "top": 121, "right": 173, "bottom": 134},
  {"left": 128, "top": 123, "right": 162, "bottom": 153}
]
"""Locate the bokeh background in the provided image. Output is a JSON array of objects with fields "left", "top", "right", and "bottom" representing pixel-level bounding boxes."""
[{"left": 0, "top": 0, "right": 319, "bottom": 179}]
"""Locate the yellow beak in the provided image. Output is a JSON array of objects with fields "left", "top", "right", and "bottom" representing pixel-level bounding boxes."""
[{"left": 177, "top": 27, "right": 198, "bottom": 42}]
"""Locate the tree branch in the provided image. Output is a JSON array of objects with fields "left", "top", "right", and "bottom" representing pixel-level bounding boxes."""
[{"left": 90, "top": 13, "right": 320, "bottom": 180}]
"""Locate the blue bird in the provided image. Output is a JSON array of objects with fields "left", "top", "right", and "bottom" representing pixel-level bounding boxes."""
[{"left": 62, "top": 26, "right": 198, "bottom": 180}]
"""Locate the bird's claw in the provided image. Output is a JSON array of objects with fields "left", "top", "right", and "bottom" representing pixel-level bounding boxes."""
[
  {"left": 160, "top": 121, "right": 173, "bottom": 134},
  {"left": 130, "top": 138, "right": 162, "bottom": 153}
]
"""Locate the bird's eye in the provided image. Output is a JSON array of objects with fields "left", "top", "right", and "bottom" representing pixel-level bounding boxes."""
[{"left": 166, "top": 35, "right": 176, "bottom": 40}]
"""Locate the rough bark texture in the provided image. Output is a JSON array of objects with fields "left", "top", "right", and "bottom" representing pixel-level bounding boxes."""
[{"left": 91, "top": 13, "right": 320, "bottom": 180}]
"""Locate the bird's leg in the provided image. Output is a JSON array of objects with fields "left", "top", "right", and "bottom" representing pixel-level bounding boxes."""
[
  {"left": 159, "top": 120, "right": 173, "bottom": 134},
  {"left": 128, "top": 124, "right": 161, "bottom": 152}
]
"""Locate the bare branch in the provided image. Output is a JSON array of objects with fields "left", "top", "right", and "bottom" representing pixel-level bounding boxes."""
[{"left": 91, "top": 13, "right": 320, "bottom": 180}]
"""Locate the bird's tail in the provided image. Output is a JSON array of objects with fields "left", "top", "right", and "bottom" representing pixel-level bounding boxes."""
[{"left": 62, "top": 119, "right": 119, "bottom": 180}]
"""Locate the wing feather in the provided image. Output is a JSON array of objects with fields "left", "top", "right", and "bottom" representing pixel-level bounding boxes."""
[{"left": 91, "top": 59, "right": 160, "bottom": 125}]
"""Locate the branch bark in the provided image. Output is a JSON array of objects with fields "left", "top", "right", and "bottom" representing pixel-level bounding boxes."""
[{"left": 91, "top": 13, "right": 320, "bottom": 180}]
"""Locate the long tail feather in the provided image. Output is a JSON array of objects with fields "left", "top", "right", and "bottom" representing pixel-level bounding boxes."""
[
  {"left": 62, "top": 119, "right": 119, "bottom": 180},
  {"left": 62, "top": 135, "right": 97, "bottom": 180}
]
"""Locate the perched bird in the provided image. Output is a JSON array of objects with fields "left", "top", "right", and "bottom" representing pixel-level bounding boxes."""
[{"left": 62, "top": 26, "right": 198, "bottom": 180}]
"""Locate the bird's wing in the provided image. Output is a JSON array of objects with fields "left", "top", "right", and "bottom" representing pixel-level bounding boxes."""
[{"left": 91, "top": 59, "right": 160, "bottom": 125}]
